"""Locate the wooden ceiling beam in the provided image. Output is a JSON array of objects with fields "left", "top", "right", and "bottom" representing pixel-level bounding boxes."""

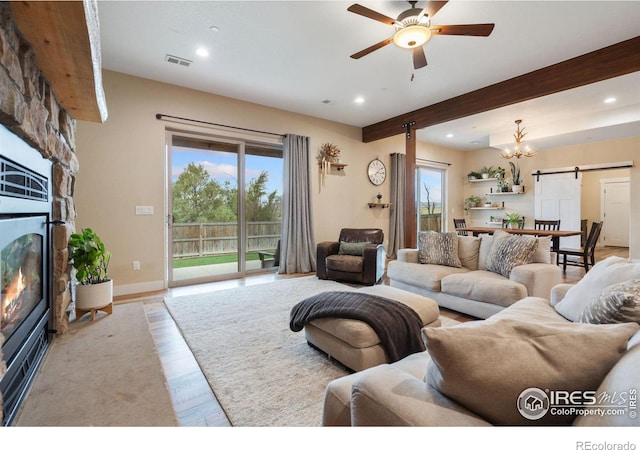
[
  {"left": 10, "top": 1, "right": 107, "bottom": 123},
  {"left": 362, "top": 36, "right": 640, "bottom": 143}
]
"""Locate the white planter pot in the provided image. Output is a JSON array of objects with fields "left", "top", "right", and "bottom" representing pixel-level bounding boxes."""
[
  {"left": 512, "top": 184, "right": 524, "bottom": 193},
  {"left": 75, "top": 279, "right": 113, "bottom": 310}
]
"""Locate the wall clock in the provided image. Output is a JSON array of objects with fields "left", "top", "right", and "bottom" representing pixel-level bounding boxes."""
[{"left": 367, "top": 158, "right": 386, "bottom": 186}]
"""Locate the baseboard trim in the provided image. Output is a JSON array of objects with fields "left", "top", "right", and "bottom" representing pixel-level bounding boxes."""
[{"left": 114, "top": 280, "right": 166, "bottom": 297}]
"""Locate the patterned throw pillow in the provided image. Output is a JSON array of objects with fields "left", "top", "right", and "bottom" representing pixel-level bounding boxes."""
[
  {"left": 418, "top": 231, "right": 461, "bottom": 268},
  {"left": 579, "top": 279, "right": 640, "bottom": 324},
  {"left": 338, "top": 241, "right": 368, "bottom": 256},
  {"left": 485, "top": 230, "right": 538, "bottom": 278}
]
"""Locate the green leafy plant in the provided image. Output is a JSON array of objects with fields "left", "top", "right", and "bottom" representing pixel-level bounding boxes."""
[
  {"left": 509, "top": 161, "right": 521, "bottom": 185},
  {"left": 464, "top": 195, "right": 482, "bottom": 210},
  {"left": 68, "top": 228, "right": 111, "bottom": 285},
  {"left": 467, "top": 170, "right": 481, "bottom": 180},
  {"left": 494, "top": 166, "right": 506, "bottom": 179},
  {"left": 504, "top": 212, "right": 521, "bottom": 224},
  {"left": 480, "top": 166, "right": 494, "bottom": 177}
]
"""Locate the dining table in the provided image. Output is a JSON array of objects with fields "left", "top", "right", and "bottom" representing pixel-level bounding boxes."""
[{"left": 457, "top": 226, "right": 583, "bottom": 252}]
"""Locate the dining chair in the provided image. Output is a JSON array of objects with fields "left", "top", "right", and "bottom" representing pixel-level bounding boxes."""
[
  {"left": 453, "top": 218, "right": 467, "bottom": 236},
  {"left": 534, "top": 219, "right": 561, "bottom": 231},
  {"left": 557, "top": 221, "right": 603, "bottom": 273}
]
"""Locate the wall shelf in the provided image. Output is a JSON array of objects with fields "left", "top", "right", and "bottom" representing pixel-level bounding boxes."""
[
  {"left": 368, "top": 202, "right": 391, "bottom": 209},
  {"left": 468, "top": 207, "right": 504, "bottom": 210},
  {"left": 486, "top": 191, "right": 524, "bottom": 195},
  {"left": 319, "top": 162, "right": 347, "bottom": 171},
  {"left": 468, "top": 177, "right": 497, "bottom": 183}
]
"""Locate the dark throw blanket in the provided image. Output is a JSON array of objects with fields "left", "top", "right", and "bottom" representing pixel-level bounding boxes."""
[{"left": 289, "top": 291, "right": 426, "bottom": 363}]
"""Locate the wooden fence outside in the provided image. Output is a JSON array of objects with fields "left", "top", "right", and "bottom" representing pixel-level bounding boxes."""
[
  {"left": 172, "top": 221, "right": 280, "bottom": 259},
  {"left": 419, "top": 213, "right": 442, "bottom": 232}
]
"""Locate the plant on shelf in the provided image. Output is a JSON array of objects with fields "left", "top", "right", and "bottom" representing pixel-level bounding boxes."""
[
  {"left": 494, "top": 166, "right": 506, "bottom": 180},
  {"left": 504, "top": 212, "right": 522, "bottom": 229},
  {"left": 467, "top": 170, "right": 482, "bottom": 181},
  {"left": 464, "top": 195, "right": 482, "bottom": 210},
  {"left": 317, "top": 142, "right": 341, "bottom": 163},
  {"left": 480, "top": 166, "right": 494, "bottom": 179},
  {"left": 68, "top": 227, "right": 113, "bottom": 316},
  {"left": 509, "top": 161, "right": 524, "bottom": 192},
  {"left": 497, "top": 177, "right": 510, "bottom": 192}
]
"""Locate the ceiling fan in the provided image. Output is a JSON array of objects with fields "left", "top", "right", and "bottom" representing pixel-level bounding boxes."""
[{"left": 348, "top": 1, "right": 495, "bottom": 70}]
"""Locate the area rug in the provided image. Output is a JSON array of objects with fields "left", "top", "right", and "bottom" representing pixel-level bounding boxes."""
[
  {"left": 164, "top": 276, "right": 459, "bottom": 427},
  {"left": 13, "top": 302, "right": 178, "bottom": 426}
]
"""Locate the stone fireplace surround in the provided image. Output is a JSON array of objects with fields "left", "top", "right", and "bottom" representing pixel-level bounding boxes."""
[{"left": 0, "top": 3, "right": 79, "bottom": 421}]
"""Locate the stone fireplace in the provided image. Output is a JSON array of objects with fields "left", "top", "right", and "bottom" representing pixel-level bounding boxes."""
[{"left": 0, "top": 1, "right": 105, "bottom": 425}]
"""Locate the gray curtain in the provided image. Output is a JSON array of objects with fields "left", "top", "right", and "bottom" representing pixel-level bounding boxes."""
[
  {"left": 279, "top": 134, "right": 316, "bottom": 274},
  {"left": 388, "top": 153, "right": 406, "bottom": 258}
]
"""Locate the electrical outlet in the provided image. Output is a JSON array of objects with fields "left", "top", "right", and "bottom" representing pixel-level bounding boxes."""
[
  {"left": 132, "top": 261, "right": 141, "bottom": 271},
  {"left": 135, "top": 206, "right": 154, "bottom": 215}
]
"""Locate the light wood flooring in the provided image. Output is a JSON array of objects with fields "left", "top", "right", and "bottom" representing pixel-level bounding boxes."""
[{"left": 128, "top": 246, "right": 629, "bottom": 426}]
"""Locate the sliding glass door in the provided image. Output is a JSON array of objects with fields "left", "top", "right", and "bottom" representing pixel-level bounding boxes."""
[
  {"left": 168, "top": 131, "right": 282, "bottom": 286},
  {"left": 417, "top": 165, "right": 446, "bottom": 234}
]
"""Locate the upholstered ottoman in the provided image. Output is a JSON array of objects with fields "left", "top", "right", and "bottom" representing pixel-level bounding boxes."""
[{"left": 303, "top": 285, "right": 440, "bottom": 372}]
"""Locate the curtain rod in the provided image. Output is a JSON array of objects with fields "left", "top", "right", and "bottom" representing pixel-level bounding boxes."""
[
  {"left": 531, "top": 160, "right": 634, "bottom": 181},
  {"left": 155, "top": 113, "right": 286, "bottom": 137},
  {"left": 416, "top": 157, "right": 451, "bottom": 166}
]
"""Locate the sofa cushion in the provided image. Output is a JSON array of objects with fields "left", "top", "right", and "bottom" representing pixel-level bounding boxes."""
[
  {"left": 477, "top": 234, "right": 494, "bottom": 270},
  {"left": 531, "top": 235, "right": 552, "bottom": 264},
  {"left": 555, "top": 256, "right": 640, "bottom": 322},
  {"left": 579, "top": 279, "right": 640, "bottom": 325},
  {"left": 418, "top": 231, "right": 461, "bottom": 268},
  {"left": 386, "top": 260, "right": 469, "bottom": 292},
  {"left": 485, "top": 230, "right": 538, "bottom": 278},
  {"left": 423, "top": 319, "right": 639, "bottom": 425},
  {"left": 326, "top": 254, "right": 363, "bottom": 273},
  {"left": 457, "top": 236, "right": 480, "bottom": 271},
  {"left": 441, "top": 271, "right": 528, "bottom": 307},
  {"left": 338, "top": 241, "right": 367, "bottom": 256}
]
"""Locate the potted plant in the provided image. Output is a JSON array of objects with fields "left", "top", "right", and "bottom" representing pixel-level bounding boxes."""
[
  {"left": 504, "top": 212, "right": 522, "bottom": 229},
  {"left": 68, "top": 227, "right": 113, "bottom": 315},
  {"left": 509, "top": 161, "right": 524, "bottom": 193},
  {"left": 464, "top": 195, "right": 482, "bottom": 210},
  {"left": 467, "top": 170, "right": 481, "bottom": 181},
  {"left": 480, "top": 166, "right": 494, "bottom": 179}
]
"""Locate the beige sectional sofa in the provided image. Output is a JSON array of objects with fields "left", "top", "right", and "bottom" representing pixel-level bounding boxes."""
[
  {"left": 387, "top": 231, "right": 562, "bottom": 318},
  {"left": 323, "top": 256, "right": 640, "bottom": 426}
]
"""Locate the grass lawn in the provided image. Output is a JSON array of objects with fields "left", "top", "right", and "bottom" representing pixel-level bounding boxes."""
[{"left": 173, "top": 251, "right": 270, "bottom": 268}]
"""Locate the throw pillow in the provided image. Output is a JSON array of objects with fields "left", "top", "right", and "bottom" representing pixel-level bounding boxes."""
[
  {"left": 457, "top": 236, "right": 480, "bottom": 270},
  {"left": 579, "top": 279, "right": 640, "bottom": 324},
  {"left": 338, "top": 241, "right": 367, "bottom": 256},
  {"left": 555, "top": 256, "right": 640, "bottom": 322},
  {"left": 423, "top": 319, "right": 639, "bottom": 426},
  {"left": 530, "top": 235, "right": 552, "bottom": 264},
  {"left": 477, "top": 233, "right": 494, "bottom": 270},
  {"left": 485, "top": 230, "right": 538, "bottom": 278},
  {"left": 418, "top": 231, "right": 461, "bottom": 268}
]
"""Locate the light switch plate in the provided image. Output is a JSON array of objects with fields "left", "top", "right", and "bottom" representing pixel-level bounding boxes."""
[{"left": 135, "top": 206, "right": 154, "bottom": 215}]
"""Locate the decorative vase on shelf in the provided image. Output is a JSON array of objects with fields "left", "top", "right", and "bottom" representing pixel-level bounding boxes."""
[{"left": 512, "top": 184, "right": 524, "bottom": 193}]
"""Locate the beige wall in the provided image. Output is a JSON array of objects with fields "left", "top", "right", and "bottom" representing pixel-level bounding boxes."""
[
  {"left": 76, "top": 70, "right": 406, "bottom": 295},
  {"left": 76, "top": 70, "right": 640, "bottom": 296}
]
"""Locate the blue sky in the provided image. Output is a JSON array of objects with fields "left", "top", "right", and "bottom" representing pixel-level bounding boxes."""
[
  {"left": 419, "top": 167, "right": 442, "bottom": 203},
  {"left": 171, "top": 147, "right": 283, "bottom": 195}
]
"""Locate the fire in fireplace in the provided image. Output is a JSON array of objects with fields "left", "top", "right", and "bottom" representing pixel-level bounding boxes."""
[{"left": 0, "top": 124, "right": 53, "bottom": 426}]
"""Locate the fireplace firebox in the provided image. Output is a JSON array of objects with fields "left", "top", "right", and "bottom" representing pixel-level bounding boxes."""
[{"left": 0, "top": 125, "right": 53, "bottom": 426}]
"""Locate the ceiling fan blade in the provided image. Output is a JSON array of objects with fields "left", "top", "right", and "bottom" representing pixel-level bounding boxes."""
[
  {"left": 430, "top": 23, "right": 495, "bottom": 36},
  {"left": 347, "top": 4, "right": 396, "bottom": 26},
  {"left": 417, "top": 1, "right": 449, "bottom": 21},
  {"left": 350, "top": 37, "right": 394, "bottom": 60},
  {"left": 412, "top": 46, "right": 427, "bottom": 69}
]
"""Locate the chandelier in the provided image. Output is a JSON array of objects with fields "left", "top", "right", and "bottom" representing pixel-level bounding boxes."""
[{"left": 500, "top": 119, "right": 536, "bottom": 159}]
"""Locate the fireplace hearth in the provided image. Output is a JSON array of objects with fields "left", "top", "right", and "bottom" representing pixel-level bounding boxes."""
[{"left": 0, "top": 125, "right": 54, "bottom": 425}]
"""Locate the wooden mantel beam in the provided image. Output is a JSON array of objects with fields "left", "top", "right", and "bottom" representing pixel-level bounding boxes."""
[
  {"left": 362, "top": 36, "right": 640, "bottom": 143},
  {"left": 11, "top": 0, "right": 108, "bottom": 123}
]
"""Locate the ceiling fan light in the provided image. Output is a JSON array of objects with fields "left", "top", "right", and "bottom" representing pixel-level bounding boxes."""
[{"left": 393, "top": 25, "right": 431, "bottom": 49}]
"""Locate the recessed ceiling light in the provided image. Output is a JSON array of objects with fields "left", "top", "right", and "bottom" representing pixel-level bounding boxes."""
[
  {"left": 604, "top": 97, "right": 617, "bottom": 104},
  {"left": 354, "top": 97, "right": 365, "bottom": 104},
  {"left": 210, "top": 26, "right": 220, "bottom": 33},
  {"left": 196, "top": 48, "right": 209, "bottom": 57},
  {"left": 446, "top": 133, "right": 453, "bottom": 138}
]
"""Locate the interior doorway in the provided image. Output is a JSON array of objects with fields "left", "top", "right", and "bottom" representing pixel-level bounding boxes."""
[{"left": 600, "top": 178, "right": 630, "bottom": 247}]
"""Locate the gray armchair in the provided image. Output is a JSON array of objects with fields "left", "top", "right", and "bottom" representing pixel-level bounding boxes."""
[{"left": 316, "top": 228, "right": 386, "bottom": 285}]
